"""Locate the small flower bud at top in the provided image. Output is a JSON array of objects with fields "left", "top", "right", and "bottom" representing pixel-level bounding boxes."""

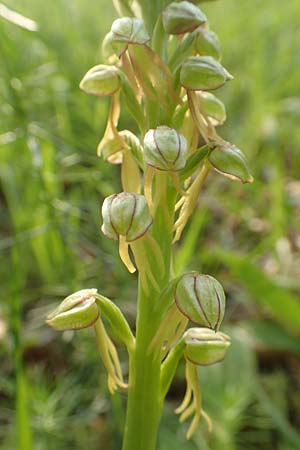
[
  {"left": 143, "top": 126, "right": 187, "bottom": 171},
  {"left": 184, "top": 328, "right": 230, "bottom": 365},
  {"left": 175, "top": 273, "right": 226, "bottom": 330},
  {"left": 101, "top": 192, "right": 152, "bottom": 242},
  {"left": 209, "top": 143, "right": 254, "bottom": 183},
  {"left": 162, "top": 1, "right": 207, "bottom": 35},
  {"left": 80, "top": 65, "right": 121, "bottom": 96},
  {"left": 197, "top": 91, "right": 226, "bottom": 126},
  {"left": 180, "top": 56, "right": 233, "bottom": 91},
  {"left": 46, "top": 289, "right": 99, "bottom": 331},
  {"left": 111, "top": 17, "right": 150, "bottom": 45},
  {"left": 195, "top": 28, "right": 221, "bottom": 60}
]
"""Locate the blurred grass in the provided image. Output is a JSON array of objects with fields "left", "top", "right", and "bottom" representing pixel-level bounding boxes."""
[{"left": 0, "top": 0, "right": 300, "bottom": 449}]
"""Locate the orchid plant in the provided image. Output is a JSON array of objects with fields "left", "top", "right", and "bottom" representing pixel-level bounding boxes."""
[{"left": 47, "top": 1, "right": 252, "bottom": 449}]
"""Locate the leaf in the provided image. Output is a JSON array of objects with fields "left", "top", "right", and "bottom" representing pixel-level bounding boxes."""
[
  {"left": 179, "top": 145, "right": 210, "bottom": 180},
  {"left": 0, "top": 3, "right": 38, "bottom": 31}
]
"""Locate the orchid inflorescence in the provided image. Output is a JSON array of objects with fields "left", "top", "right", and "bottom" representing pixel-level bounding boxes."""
[{"left": 47, "top": 0, "right": 252, "bottom": 446}]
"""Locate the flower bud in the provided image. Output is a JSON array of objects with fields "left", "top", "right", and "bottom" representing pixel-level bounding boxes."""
[
  {"left": 143, "top": 126, "right": 187, "bottom": 171},
  {"left": 209, "top": 143, "right": 254, "bottom": 183},
  {"left": 184, "top": 328, "right": 230, "bottom": 365},
  {"left": 175, "top": 273, "right": 225, "bottom": 330},
  {"left": 197, "top": 91, "right": 226, "bottom": 126},
  {"left": 46, "top": 289, "right": 99, "bottom": 331},
  {"left": 101, "top": 192, "right": 152, "bottom": 242},
  {"left": 180, "top": 56, "right": 233, "bottom": 91},
  {"left": 79, "top": 65, "right": 121, "bottom": 96},
  {"left": 162, "top": 1, "right": 207, "bottom": 35},
  {"left": 195, "top": 28, "right": 221, "bottom": 60},
  {"left": 111, "top": 17, "right": 150, "bottom": 45}
]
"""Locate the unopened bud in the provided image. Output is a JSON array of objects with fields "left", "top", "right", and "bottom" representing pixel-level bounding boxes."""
[
  {"left": 180, "top": 56, "right": 233, "bottom": 91},
  {"left": 79, "top": 65, "right": 121, "bottom": 96},
  {"left": 111, "top": 17, "right": 150, "bottom": 45},
  {"left": 209, "top": 143, "right": 254, "bottom": 183},
  {"left": 46, "top": 289, "right": 99, "bottom": 331},
  {"left": 143, "top": 126, "right": 187, "bottom": 171},
  {"left": 175, "top": 273, "right": 225, "bottom": 330},
  {"left": 197, "top": 91, "right": 226, "bottom": 126},
  {"left": 163, "top": 1, "right": 207, "bottom": 35},
  {"left": 195, "top": 28, "right": 221, "bottom": 60},
  {"left": 101, "top": 192, "right": 152, "bottom": 242},
  {"left": 184, "top": 328, "right": 230, "bottom": 365}
]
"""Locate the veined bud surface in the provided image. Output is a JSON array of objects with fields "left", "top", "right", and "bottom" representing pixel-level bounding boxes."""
[
  {"left": 195, "top": 28, "right": 221, "bottom": 60},
  {"left": 101, "top": 192, "right": 152, "bottom": 242},
  {"left": 175, "top": 273, "right": 226, "bottom": 330},
  {"left": 143, "top": 126, "right": 187, "bottom": 171},
  {"left": 209, "top": 143, "right": 254, "bottom": 183},
  {"left": 197, "top": 91, "right": 226, "bottom": 126},
  {"left": 162, "top": 1, "right": 207, "bottom": 35},
  {"left": 46, "top": 289, "right": 99, "bottom": 331},
  {"left": 79, "top": 65, "right": 121, "bottom": 96},
  {"left": 111, "top": 17, "right": 150, "bottom": 45},
  {"left": 180, "top": 56, "right": 233, "bottom": 91},
  {"left": 184, "top": 328, "right": 230, "bottom": 365}
]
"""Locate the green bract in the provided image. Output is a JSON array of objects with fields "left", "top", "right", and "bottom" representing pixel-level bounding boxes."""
[
  {"left": 195, "top": 28, "right": 221, "bottom": 60},
  {"left": 175, "top": 273, "right": 226, "bottom": 330},
  {"left": 209, "top": 143, "right": 254, "bottom": 183},
  {"left": 184, "top": 328, "right": 231, "bottom": 365},
  {"left": 180, "top": 56, "right": 233, "bottom": 91},
  {"left": 79, "top": 64, "right": 121, "bottom": 96},
  {"left": 197, "top": 91, "right": 226, "bottom": 126},
  {"left": 143, "top": 126, "right": 187, "bottom": 171},
  {"left": 101, "top": 192, "right": 153, "bottom": 242},
  {"left": 46, "top": 289, "right": 99, "bottom": 331},
  {"left": 162, "top": 1, "right": 207, "bottom": 35}
]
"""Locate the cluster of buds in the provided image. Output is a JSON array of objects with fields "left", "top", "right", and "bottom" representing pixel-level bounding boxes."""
[{"left": 47, "top": 0, "right": 252, "bottom": 445}]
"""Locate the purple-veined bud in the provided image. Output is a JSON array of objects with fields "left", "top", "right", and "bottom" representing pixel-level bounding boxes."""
[
  {"left": 184, "top": 328, "right": 230, "bottom": 365},
  {"left": 101, "top": 192, "right": 152, "bottom": 242},
  {"left": 162, "top": 1, "right": 207, "bottom": 35},
  {"left": 180, "top": 56, "right": 233, "bottom": 91},
  {"left": 209, "top": 142, "right": 254, "bottom": 183},
  {"left": 175, "top": 273, "right": 225, "bottom": 330},
  {"left": 143, "top": 126, "right": 187, "bottom": 171},
  {"left": 195, "top": 28, "right": 221, "bottom": 60},
  {"left": 79, "top": 65, "right": 121, "bottom": 96},
  {"left": 46, "top": 289, "right": 99, "bottom": 331}
]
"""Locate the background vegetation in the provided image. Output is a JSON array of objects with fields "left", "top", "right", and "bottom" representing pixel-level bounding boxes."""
[{"left": 1, "top": 0, "right": 300, "bottom": 449}]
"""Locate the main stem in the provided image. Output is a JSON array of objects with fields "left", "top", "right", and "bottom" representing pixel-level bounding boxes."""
[{"left": 122, "top": 174, "right": 176, "bottom": 450}]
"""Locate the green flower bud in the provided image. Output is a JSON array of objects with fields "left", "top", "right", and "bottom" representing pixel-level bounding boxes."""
[
  {"left": 143, "top": 126, "right": 187, "bottom": 171},
  {"left": 180, "top": 56, "right": 233, "bottom": 91},
  {"left": 46, "top": 289, "right": 99, "bottom": 331},
  {"left": 209, "top": 143, "right": 254, "bottom": 183},
  {"left": 175, "top": 273, "right": 225, "bottom": 330},
  {"left": 184, "top": 328, "right": 230, "bottom": 365},
  {"left": 162, "top": 1, "right": 207, "bottom": 35},
  {"left": 197, "top": 91, "right": 226, "bottom": 126},
  {"left": 79, "top": 65, "right": 121, "bottom": 96},
  {"left": 101, "top": 192, "right": 152, "bottom": 242},
  {"left": 102, "top": 31, "right": 127, "bottom": 62},
  {"left": 111, "top": 17, "right": 150, "bottom": 45},
  {"left": 195, "top": 28, "right": 221, "bottom": 60}
]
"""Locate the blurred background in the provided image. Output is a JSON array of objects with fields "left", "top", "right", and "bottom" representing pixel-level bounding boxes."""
[{"left": 1, "top": 0, "right": 300, "bottom": 449}]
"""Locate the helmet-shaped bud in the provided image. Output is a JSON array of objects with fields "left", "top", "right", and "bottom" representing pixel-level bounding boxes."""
[
  {"left": 111, "top": 17, "right": 150, "bottom": 45},
  {"left": 184, "top": 328, "right": 230, "bottom": 365},
  {"left": 197, "top": 91, "right": 226, "bottom": 126},
  {"left": 162, "top": 1, "right": 207, "bottom": 35},
  {"left": 46, "top": 289, "right": 99, "bottom": 331},
  {"left": 79, "top": 65, "right": 121, "bottom": 96},
  {"left": 101, "top": 192, "right": 152, "bottom": 242},
  {"left": 209, "top": 143, "right": 254, "bottom": 183},
  {"left": 180, "top": 56, "right": 233, "bottom": 91},
  {"left": 195, "top": 28, "right": 221, "bottom": 60},
  {"left": 175, "top": 273, "right": 226, "bottom": 331},
  {"left": 143, "top": 126, "right": 187, "bottom": 171}
]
